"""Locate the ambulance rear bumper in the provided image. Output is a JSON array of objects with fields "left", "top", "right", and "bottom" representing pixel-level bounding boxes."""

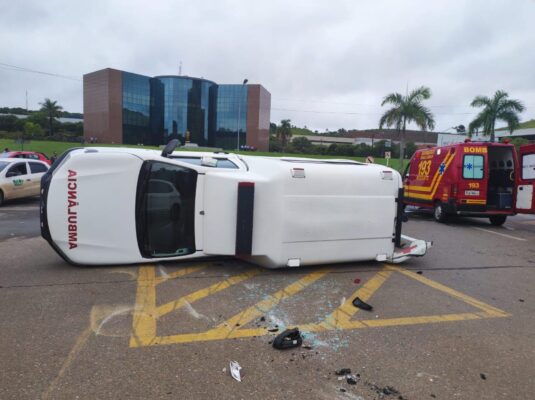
[{"left": 445, "top": 200, "right": 514, "bottom": 216}]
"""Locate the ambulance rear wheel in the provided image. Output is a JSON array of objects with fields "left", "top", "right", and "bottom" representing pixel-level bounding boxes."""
[
  {"left": 433, "top": 202, "right": 448, "bottom": 223},
  {"left": 489, "top": 215, "right": 507, "bottom": 226}
]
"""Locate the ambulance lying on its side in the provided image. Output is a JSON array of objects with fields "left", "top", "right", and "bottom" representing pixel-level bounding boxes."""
[
  {"left": 40, "top": 143, "right": 431, "bottom": 268},
  {"left": 404, "top": 140, "right": 535, "bottom": 225}
]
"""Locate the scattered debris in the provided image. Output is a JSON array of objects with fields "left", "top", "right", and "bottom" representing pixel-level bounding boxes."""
[
  {"left": 354, "top": 278, "right": 361, "bottom": 284},
  {"left": 339, "top": 388, "right": 347, "bottom": 392},
  {"left": 430, "top": 395, "right": 436, "bottom": 398},
  {"left": 260, "top": 316, "right": 266, "bottom": 321},
  {"left": 267, "top": 327, "right": 279, "bottom": 333},
  {"left": 519, "top": 299, "right": 525, "bottom": 302},
  {"left": 222, "top": 367, "right": 226, "bottom": 373},
  {"left": 417, "top": 271, "right": 423, "bottom": 275},
  {"left": 352, "top": 297, "right": 373, "bottom": 311},
  {"left": 229, "top": 360, "right": 242, "bottom": 382},
  {"left": 346, "top": 375, "right": 358, "bottom": 385},
  {"left": 366, "top": 382, "right": 401, "bottom": 398},
  {"left": 303, "top": 345, "right": 313, "bottom": 350},
  {"left": 272, "top": 327, "right": 303, "bottom": 350},
  {"left": 335, "top": 368, "right": 352, "bottom": 376},
  {"left": 480, "top": 373, "right": 487, "bottom": 380}
]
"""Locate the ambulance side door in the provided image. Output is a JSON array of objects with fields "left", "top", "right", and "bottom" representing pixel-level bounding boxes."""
[{"left": 515, "top": 144, "right": 535, "bottom": 214}]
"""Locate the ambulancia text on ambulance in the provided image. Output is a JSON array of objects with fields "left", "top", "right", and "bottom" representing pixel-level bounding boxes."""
[
  {"left": 403, "top": 140, "right": 535, "bottom": 225},
  {"left": 40, "top": 141, "right": 431, "bottom": 268}
]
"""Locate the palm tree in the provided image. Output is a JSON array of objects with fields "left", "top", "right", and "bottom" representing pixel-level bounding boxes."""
[
  {"left": 379, "top": 86, "right": 435, "bottom": 171},
  {"left": 39, "top": 98, "right": 63, "bottom": 136},
  {"left": 468, "top": 90, "right": 525, "bottom": 142},
  {"left": 277, "top": 119, "right": 292, "bottom": 151}
]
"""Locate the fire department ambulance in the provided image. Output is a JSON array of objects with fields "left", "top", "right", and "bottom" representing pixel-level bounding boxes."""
[{"left": 403, "top": 140, "right": 535, "bottom": 225}]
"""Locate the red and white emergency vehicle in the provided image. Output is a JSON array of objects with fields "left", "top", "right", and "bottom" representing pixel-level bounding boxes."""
[{"left": 403, "top": 140, "right": 535, "bottom": 225}]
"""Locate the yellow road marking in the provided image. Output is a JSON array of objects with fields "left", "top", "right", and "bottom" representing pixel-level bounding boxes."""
[
  {"left": 130, "top": 264, "right": 510, "bottom": 347},
  {"left": 152, "top": 269, "right": 330, "bottom": 346},
  {"left": 130, "top": 266, "right": 158, "bottom": 347},
  {"left": 386, "top": 265, "right": 509, "bottom": 317},
  {"left": 155, "top": 269, "right": 261, "bottom": 318},
  {"left": 154, "top": 265, "right": 206, "bottom": 284}
]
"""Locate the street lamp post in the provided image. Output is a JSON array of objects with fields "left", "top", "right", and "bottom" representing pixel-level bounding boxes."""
[{"left": 237, "top": 79, "right": 248, "bottom": 151}]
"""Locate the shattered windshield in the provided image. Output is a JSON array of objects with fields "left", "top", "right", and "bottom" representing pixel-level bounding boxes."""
[{"left": 136, "top": 161, "right": 197, "bottom": 258}]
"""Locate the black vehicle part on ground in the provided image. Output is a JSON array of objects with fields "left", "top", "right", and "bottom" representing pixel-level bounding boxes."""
[
  {"left": 272, "top": 328, "right": 303, "bottom": 350},
  {"left": 40, "top": 147, "right": 83, "bottom": 265},
  {"left": 352, "top": 296, "right": 373, "bottom": 311}
]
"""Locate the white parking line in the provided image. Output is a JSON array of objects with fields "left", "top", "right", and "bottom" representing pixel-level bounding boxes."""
[{"left": 473, "top": 227, "right": 527, "bottom": 241}]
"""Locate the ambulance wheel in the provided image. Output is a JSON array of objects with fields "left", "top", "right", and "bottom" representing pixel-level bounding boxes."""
[
  {"left": 433, "top": 202, "right": 448, "bottom": 223},
  {"left": 489, "top": 215, "right": 507, "bottom": 226}
]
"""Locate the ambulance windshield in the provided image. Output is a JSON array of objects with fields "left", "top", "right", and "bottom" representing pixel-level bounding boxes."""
[{"left": 136, "top": 161, "right": 197, "bottom": 258}]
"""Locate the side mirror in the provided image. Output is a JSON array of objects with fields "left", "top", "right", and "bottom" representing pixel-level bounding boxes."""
[{"left": 161, "top": 139, "right": 180, "bottom": 158}]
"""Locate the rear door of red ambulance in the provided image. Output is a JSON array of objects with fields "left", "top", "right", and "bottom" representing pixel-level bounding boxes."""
[{"left": 515, "top": 144, "right": 535, "bottom": 214}]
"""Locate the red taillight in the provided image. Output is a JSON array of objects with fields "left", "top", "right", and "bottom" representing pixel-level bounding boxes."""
[{"left": 451, "top": 184, "right": 458, "bottom": 197}]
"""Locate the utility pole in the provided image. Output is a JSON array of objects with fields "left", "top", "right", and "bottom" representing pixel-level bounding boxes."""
[
  {"left": 179, "top": 61, "right": 182, "bottom": 76},
  {"left": 25, "top": 90, "right": 28, "bottom": 112}
]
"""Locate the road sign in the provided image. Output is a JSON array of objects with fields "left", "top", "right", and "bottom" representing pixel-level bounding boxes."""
[{"left": 385, "top": 151, "right": 391, "bottom": 159}]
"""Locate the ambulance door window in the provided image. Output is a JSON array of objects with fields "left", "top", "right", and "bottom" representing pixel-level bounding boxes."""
[
  {"left": 463, "top": 155, "right": 484, "bottom": 179},
  {"left": 522, "top": 153, "right": 535, "bottom": 180}
]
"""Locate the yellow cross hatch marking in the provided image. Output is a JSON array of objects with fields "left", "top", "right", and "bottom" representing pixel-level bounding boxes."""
[{"left": 130, "top": 264, "right": 510, "bottom": 347}]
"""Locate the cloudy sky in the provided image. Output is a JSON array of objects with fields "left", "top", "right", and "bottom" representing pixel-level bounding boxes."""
[{"left": 1, "top": 0, "right": 534, "bottom": 132}]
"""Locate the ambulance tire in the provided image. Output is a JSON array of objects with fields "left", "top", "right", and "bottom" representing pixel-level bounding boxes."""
[
  {"left": 489, "top": 215, "right": 507, "bottom": 226},
  {"left": 433, "top": 202, "right": 448, "bottom": 223}
]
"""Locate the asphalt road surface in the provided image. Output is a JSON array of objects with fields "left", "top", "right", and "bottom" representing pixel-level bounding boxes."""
[{"left": 1, "top": 200, "right": 534, "bottom": 400}]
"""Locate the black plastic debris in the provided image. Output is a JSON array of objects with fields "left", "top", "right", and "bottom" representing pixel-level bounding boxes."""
[
  {"left": 417, "top": 271, "right": 423, "bottom": 275},
  {"left": 480, "top": 373, "right": 487, "bottom": 380},
  {"left": 272, "top": 328, "right": 303, "bottom": 350},
  {"left": 335, "top": 368, "right": 351, "bottom": 376},
  {"left": 267, "top": 327, "right": 279, "bottom": 333},
  {"left": 339, "top": 388, "right": 347, "bottom": 393},
  {"left": 519, "top": 299, "right": 525, "bottom": 302},
  {"left": 260, "top": 316, "right": 266, "bottom": 321},
  {"left": 347, "top": 376, "right": 358, "bottom": 385},
  {"left": 352, "top": 297, "right": 373, "bottom": 311},
  {"left": 303, "top": 345, "right": 313, "bottom": 350}
]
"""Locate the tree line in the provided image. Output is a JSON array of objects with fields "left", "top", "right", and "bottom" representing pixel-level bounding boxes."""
[
  {"left": 0, "top": 98, "right": 83, "bottom": 141},
  {"left": 271, "top": 89, "right": 525, "bottom": 170}
]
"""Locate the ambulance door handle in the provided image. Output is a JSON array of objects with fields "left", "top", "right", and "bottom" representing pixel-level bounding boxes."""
[{"left": 519, "top": 187, "right": 524, "bottom": 191}]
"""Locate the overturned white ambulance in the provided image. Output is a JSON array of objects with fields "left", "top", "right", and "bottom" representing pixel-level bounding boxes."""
[{"left": 41, "top": 143, "right": 430, "bottom": 268}]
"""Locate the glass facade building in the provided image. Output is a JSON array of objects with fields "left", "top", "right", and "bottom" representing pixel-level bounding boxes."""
[
  {"left": 213, "top": 85, "right": 248, "bottom": 149},
  {"left": 156, "top": 76, "right": 215, "bottom": 146},
  {"left": 83, "top": 68, "right": 271, "bottom": 151}
]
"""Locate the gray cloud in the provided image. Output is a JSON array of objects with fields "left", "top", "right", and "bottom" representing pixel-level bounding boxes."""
[{"left": 1, "top": 0, "right": 534, "bottom": 132}]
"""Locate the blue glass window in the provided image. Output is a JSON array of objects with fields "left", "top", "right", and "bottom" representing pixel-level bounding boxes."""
[{"left": 463, "top": 155, "right": 484, "bottom": 179}]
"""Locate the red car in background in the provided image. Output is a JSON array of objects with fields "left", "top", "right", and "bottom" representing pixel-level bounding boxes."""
[{"left": 0, "top": 151, "right": 52, "bottom": 165}]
